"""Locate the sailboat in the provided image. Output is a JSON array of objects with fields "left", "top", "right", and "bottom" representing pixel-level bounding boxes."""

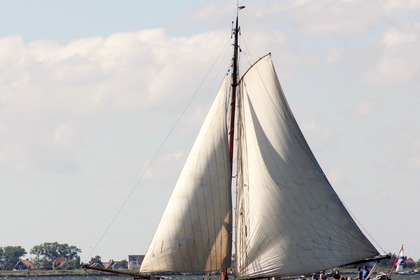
[
  {"left": 375, "top": 245, "right": 418, "bottom": 280},
  {"left": 85, "top": 6, "right": 389, "bottom": 280},
  {"left": 395, "top": 245, "right": 406, "bottom": 273},
  {"left": 390, "top": 245, "right": 417, "bottom": 276}
]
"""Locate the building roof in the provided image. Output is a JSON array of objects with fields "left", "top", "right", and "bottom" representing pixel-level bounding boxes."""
[
  {"left": 90, "top": 262, "right": 104, "bottom": 268},
  {"left": 53, "top": 257, "right": 68, "bottom": 267},
  {"left": 14, "top": 259, "right": 36, "bottom": 270},
  {"left": 104, "top": 259, "right": 115, "bottom": 269}
]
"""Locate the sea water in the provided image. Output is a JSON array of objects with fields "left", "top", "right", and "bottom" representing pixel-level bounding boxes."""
[{"left": 1, "top": 275, "right": 419, "bottom": 280}]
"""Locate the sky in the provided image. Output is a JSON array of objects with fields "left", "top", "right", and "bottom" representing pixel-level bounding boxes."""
[{"left": 0, "top": 0, "right": 419, "bottom": 264}]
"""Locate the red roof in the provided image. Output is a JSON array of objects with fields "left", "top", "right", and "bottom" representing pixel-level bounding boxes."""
[
  {"left": 53, "top": 257, "right": 68, "bottom": 267},
  {"left": 21, "top": 260, "right": 36, "bottom": 269}
]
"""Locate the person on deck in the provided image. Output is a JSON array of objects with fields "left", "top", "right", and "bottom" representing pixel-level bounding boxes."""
[
  {"left": 357, "top": 267, "right": 363, "bottom": 280},
  {"left": 333, "top": 270, "right": 341, "bottom": 280},
  {"left": 312, "top": 272, "right": 320, "bottom": 280},
  {"left": 362, "top": 266, "right": 370, "bottom": 280}
]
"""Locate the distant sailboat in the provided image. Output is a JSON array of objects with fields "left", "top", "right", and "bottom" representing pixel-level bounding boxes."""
[
  {"left": 85, "top": 6, "right": 389, "bottom": 280},
  {"left": 395, "top": 245, "right": 406, "bottom": 273},
  {"left": 392, "top": 245, "right": 418, "bottom": 276},
  {"left": 375, "top": 245, "right": 417, "bottom": 280}
]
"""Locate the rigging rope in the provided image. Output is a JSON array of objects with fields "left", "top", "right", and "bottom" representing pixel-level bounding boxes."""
[{"left": 341, "top": 200, "right": 388, "bottom": 255}]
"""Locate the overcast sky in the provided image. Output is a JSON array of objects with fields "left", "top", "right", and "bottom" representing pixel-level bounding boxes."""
[{"left": 1, "top": 0, "right": 419, "bottom": 264}]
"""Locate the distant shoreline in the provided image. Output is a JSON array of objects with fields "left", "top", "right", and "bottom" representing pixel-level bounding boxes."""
[{"left": 0, "top": 269, "right": 131, "bottom": 278}]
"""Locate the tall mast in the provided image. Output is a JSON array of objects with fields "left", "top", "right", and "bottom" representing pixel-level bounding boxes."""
[
  {"left": 228, "top": 5, "right": 244, "bottom": 174},
  {"left": 221, "top": 7, "right": 245, "bottom": 280}
]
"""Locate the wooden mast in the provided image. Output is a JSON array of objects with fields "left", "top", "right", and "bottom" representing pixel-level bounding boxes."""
[
  {"left": 223, "top": 5, "right": 245, "bottom": 280},
  {"left": 228, "top": 7, "right": 242, "bottom": 174}
]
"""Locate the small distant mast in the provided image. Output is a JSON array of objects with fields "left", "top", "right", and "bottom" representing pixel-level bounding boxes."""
[{"left": 228, "top": 4, "right": 245, "bottom": 175}]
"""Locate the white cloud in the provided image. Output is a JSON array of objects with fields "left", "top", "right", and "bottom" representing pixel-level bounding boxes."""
[
  {"left": 0, "top": 29, "right": 231, "bottom": 116},
  {"left": 287, "top": 0, "right": 380, "bottom": 36},
  {"left": 408, "top": 157, "right": 420, "bottom": 169},
  {"left": 299, "top": 109, "right": 334, "bottom": 144},
  {"left": 383, "top": 0, "right": 420, "bottom": 13},
  {"left": 326, "top": 48, "right": 341, "bottom": 65},
  {"left": 353, "top": 99, "right": 376, "bottom": 116},
  {"left": 382, "top": 27, "right": 418, "bottom": 47},
  {"left": 364, "top": 24, "right": 420, "bottom": 84},
  {"left": 53, "top": 121, "right": 79, "bottom": 148},
  {"left": 407, "top": 140, "right": 420, "bottom": 170}
]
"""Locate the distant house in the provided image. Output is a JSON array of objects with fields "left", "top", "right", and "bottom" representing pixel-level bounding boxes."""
[
  {"left": 104, "top": 259, "right": 115, "bottom": 269},
  {"left": 90, "top": 262, "right": 104, "bottom": 268},
  {"left": 406, "top": 258, "right": 417, "bottom": 269},
  {"left": 53, "top": 257, "right": 68, "bottom": 269},
  {"left": 13, "top": 259, "right": 36, "bottom": 270},
  {"left": 128, "top": 255, "right": 144, "bottom": 270},
  {"left": 102, "top": 259, "right": 123, "bottom": 270}
]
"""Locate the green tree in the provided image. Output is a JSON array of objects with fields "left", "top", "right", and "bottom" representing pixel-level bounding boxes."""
[
  {"left": 0, "top": 246, "right": 27, "bottom": 270},
  {"left": 0, "top": 247, "right": 4, "bottom": 269},
  {"left": 119, "top": 259, "right": 128, "bottom": 269},
  {"left": 30, "top": 242, "right": 81, "bottom": 270},
  {"left": 89, "top": 255, "right": 102, "bottom": 265},
  {"left": 67, "top": 255, "right": 81, "bottom": 269}
]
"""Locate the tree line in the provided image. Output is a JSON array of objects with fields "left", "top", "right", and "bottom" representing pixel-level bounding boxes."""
[
  {"left": 2, "top": 244, "right": 418, "bottom": 272},
  {"left": 0, "top": 242, "right": 82, "bottom": 270}
]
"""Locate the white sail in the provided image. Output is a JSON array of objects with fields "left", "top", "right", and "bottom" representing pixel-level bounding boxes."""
[
  {"left": 395, "top": 246, "right": 405, "bottom": 272},
  {"left": 140, "top": 76, "right": 232, "bottom": 273},
  {"left": 235, "top": 54, "right": 379, "bottom": 278}
]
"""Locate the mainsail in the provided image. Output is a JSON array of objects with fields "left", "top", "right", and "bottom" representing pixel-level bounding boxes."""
[{"left": 140, "top": 77, "right": 232, "bottom": 273}]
